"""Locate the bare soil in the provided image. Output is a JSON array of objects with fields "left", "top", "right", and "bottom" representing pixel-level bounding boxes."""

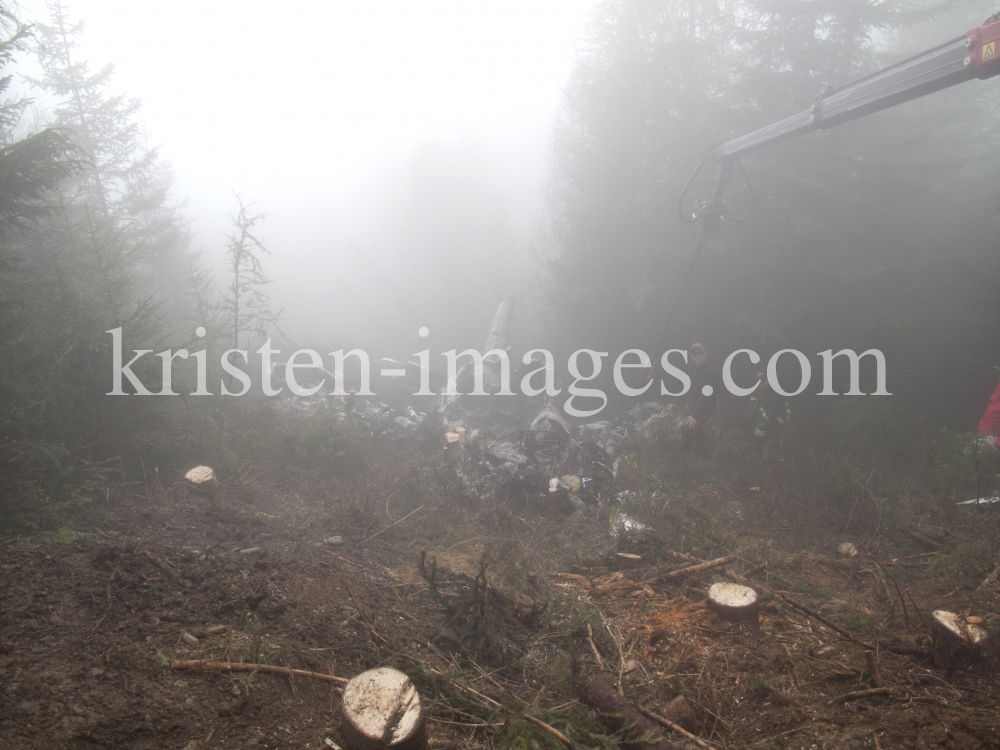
[{"left": 2, "top": 456, "right": 999, "bottom": 750}]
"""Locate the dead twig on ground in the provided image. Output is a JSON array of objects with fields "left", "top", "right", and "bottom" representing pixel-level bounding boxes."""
[
  {"left": 594, "top": 608, "right": 626, "bottom": 691},
  {"left": 360, "top": 504, "right": 425, "bottom": 545},
  {"left": 586, "top": 623, "right": 604, "bottom": 668},
  {"left": 774, "top": 592, "right": 876, "bottom": 650},
  {"left": 867, "top": 553, "right": 910, "bottom": 628},
  {"left": 976, "top": 556, "right": 1000, "bottom": 591},
  {"left": 831, "top": 687, "right": 891, "bottom": 703},
  {"left": 904, "top": 587, "right": 927, "bottom": 631},
  {"left": 172, "top": 660, "right": 348, "bottom": 685},
  {"left": 644, "top": 555, "right": 735, "bottom": 584},
  {"left": 190, "top": 625, "right": 227, "bottom": 638},
  {"left": 140, "top": 549, "right": 177, "bottom": 577},
  {"left": 639, "top": 706, "right": 717, "bottom": 749},
  {"left": 523, "top": 714, "right": 578, "bottom": 750},
  {"left": 845, "top": 468, "right": 876, "bottom": 533}
]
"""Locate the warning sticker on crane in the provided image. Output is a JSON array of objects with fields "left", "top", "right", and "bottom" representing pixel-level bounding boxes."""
[{"left": 984, "top": 41, "right": 996, "bottom": 61}]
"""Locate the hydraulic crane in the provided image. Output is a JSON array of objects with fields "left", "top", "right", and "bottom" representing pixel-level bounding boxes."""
[{"left": 679, "top": 11, "right": 1000, "bottom": 233}]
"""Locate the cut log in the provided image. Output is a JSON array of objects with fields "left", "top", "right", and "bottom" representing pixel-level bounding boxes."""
[
  {"left": 707, "top": 582, "right": 758, "bottom": 626},
  {"left": 931, "top": 610, "right": 998, "bottom": 672},
  {"left": 184, "top": 466, "right": 218, "bottom": 498},
  {"left": 579, "top": 676, "right": 689, "bottom": 750},
  {"left": 341, "top": 668, "right": 427, "bottom": 750},
  {"left": 613, "top": 553, "right": 643, "bottom": 572}
]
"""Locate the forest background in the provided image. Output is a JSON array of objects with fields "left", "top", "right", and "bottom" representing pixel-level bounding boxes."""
[{"left": 1, "top": 0, "right": 999, "bottom": 531}]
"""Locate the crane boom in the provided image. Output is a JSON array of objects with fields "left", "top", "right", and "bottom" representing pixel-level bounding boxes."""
[{"left": 682, "top": 12, "right": 1000, "bottom": 230}]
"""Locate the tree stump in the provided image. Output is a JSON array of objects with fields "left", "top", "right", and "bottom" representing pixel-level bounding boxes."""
[
  {"left": 931, "top": 610, "right": 998, "bottom": 672},
  {"left": 837, "top": 542, "right": 858, "bottom": 559},
  {"left": 837, "top": 543, "right": 860, "bottom": 578},
  {"left": 184, "top": 466, "right": 218, "bottom": 499},
  {"left": 341, "top": 668, "right": 427, "bottom": 750},
  {"left": 707, "top": 582, "right": 758, "bottom": 626}
]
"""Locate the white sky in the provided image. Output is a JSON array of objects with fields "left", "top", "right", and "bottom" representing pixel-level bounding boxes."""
[
  {"left": 16, "top": 0, "right": 599, "bottom": 200},
  {"left": 14, "top": 0, "right": 602, "bottom": 342}
]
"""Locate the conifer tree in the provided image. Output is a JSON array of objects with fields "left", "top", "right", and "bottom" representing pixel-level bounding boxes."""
[
  {"left": 222, "top": 194, "right": 281, "bottom": 351},
  {"left": 27, "top": 0, "right": 193, "bottom": 316}
]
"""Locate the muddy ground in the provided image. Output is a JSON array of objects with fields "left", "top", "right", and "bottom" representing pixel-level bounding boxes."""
[{"left": 2, "top": 443, "right": 1000, "bottom": 750}]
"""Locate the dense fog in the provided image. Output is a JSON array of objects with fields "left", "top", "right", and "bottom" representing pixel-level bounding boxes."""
[{"left": 2, "top": 0, "right": 1000, "bottom": 501}]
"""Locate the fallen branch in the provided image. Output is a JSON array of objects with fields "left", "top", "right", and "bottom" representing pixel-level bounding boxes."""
[
  {"left": 141, "top": 549, "right": 177, "bottom": 576},
  {"left": 749, "top": 561, "right": 768, "bottom": 576},
  {"left": 190, "top": 625, "right": 227, "bottom": 638},
  {"left": 831, "top": 688, "right": 891, "bottom": 704},
  {"left": 580, "top": 676, "right": 688, "bottom": 750},
  {"left": 172, "top": 659, "right": 348, "bottom": 685},
  {"left": 867, "top": 554, "right": 910, "bottom": 628},
  {"left": 976, "top": 556, "right": 1000, "bottom": 591},
  {"left": 775, "top": 593, "right": 875, "bottom": 650},
  {"left": 639, "top": 706, "right": 715, "bottom": 749},
  {"left": 394, "top": 652, "right": 501, "bottom": 711},
  {"left": 644, "top": 555, "right": 735, "bottom": 584},
  {"left": 586, "top": 623, "right": 604, "bottom": 668},
  {"left": 595, "top": 608, "right": 627, "bottom": 691},
  {"left": 361, "top": 504, "right": 425, "bottom": 545},
  {"left": 523, "top": 714, "right": 578, "bottom": 750}
]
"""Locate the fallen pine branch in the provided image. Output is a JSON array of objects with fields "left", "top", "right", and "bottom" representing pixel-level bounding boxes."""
[
  {"left": 523, "top": 714, "right": 578, "bottom": 750},
  {"left": 172, "top": 659, "right": 348, "bottom": 685},
  {"left": 639, "top": 706, "right": 716, "bottom": 750},
  {"left": 644, "top": 555, "right": 735, "bottom": 584},
  {"left": 774, "top": 593, "right": 876, "bottom": 650}
]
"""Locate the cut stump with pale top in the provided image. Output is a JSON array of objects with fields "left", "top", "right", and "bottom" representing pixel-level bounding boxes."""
[
  {"left": 931, "top": 610, "right": 998, "bottom": 672},
  {"left": 707, "top": 582, "right": 759, "bottom": 625},
  {"left": 184, "top": 466, "right": 218, "bottom": 498},
  {"left": 341, "top": 668, "right": 427, "bottom": 750}
]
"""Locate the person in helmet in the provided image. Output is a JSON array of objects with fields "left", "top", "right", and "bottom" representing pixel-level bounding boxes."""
[{"left": 680, "top": 343, "right": 720, "bottom": 449}]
